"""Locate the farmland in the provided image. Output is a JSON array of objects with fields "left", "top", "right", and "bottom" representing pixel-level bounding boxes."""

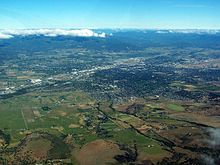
[{"left": 0, "top": 30, "right": 220, "bottom": 164}]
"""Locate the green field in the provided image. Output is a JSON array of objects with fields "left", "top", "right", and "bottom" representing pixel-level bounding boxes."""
[
  {"left": 0, "top": 90, "right": 217, "bottom": 164},
  {"left": 166, "top": 103, "right": 185, "bottom": 112}
]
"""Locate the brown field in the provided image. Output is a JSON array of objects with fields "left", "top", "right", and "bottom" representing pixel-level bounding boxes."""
[
  {"left": 137, "top": 151, "right": 171, "bottom": 164},
  {"left": 75, "top": 139, "right": 124, "bottom": 165},
  {"left": 14, "top": 135, "right": 52, "bottom": 162},
  {"left": 170, "top": 112, "right": 220, "bottom": 127}
]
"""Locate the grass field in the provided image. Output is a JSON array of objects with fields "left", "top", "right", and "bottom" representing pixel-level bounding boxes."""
[
  {"left": 166, "top": 103, "right": 185, "bottom": 112},
  {"left": 0, "top": 90, "right": 216, "bottom": 164}
]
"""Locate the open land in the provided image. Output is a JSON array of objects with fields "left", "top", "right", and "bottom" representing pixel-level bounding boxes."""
[{"left": 0, "top": 30, "right": 219, "bottom": 164}]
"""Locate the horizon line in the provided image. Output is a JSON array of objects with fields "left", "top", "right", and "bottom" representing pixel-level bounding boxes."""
[{"left": 1, "top": 28, "right": 220, "bottom": 30}]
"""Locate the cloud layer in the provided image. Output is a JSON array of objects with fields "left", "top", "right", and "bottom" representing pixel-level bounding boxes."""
[
  {"left": 0, "top": 33, "right": 13, "bottom": 39},
  {"left": 156, "top": 29, "right": 220, "bottom": 34},
  {"left": 0, "top": 29, "right": 106, "bottom": 39}
]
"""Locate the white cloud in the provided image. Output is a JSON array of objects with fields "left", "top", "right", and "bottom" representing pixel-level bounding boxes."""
[
  {"left": 0, "top": 32, "right": 13, "bottom": 39},
  {"left": 155, "top": 29, "right": 220, "bottom": 34},
  {"left": 156, "top": 30, "right": 169, "bottom": 34},
  {"left": 0, "top": 29, "right": 106, "bottom": 39},
  {"left": 168, "top": 29, "right": 220, "bottom": 34}
]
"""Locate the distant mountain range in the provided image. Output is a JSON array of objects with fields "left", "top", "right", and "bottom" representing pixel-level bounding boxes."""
[{"left": 1, "top": 29, "right": 220, "bottom": 39}]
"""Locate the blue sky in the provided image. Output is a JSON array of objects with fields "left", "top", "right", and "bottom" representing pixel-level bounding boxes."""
[{"left": 0, "top": 0, "right": 219, "bottom": 29}]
